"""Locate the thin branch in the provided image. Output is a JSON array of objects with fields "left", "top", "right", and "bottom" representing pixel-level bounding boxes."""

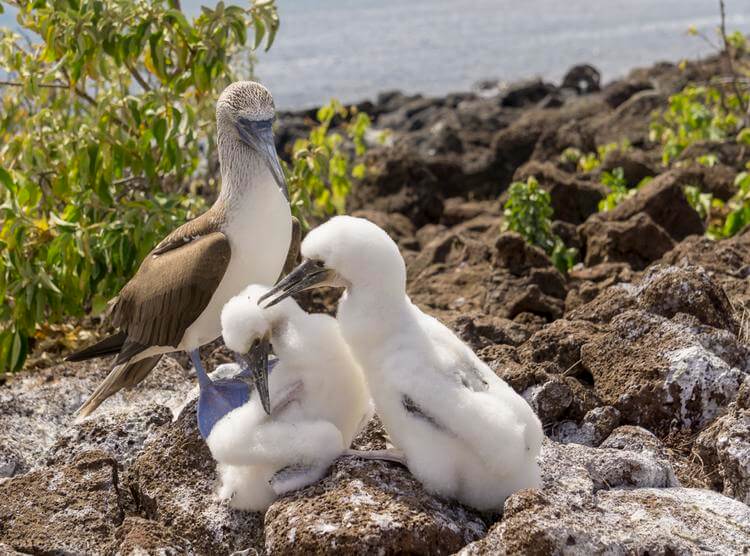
[
  {"left": 125, "top": 61, "right": 152, "bottom": 92},
  {"left": 0, "top": 80, "right": 69, "bottom": 89},
  {"left": 112, "top": 175, "right": 146, "bottom": 186},
  {"left": 718, "top": 0, "right": 749, "bottom": 119}
]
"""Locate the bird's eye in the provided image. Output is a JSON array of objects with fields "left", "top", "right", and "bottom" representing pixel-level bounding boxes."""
[{"left": 314, "top": 260, "right": 325, "bottom": 268}]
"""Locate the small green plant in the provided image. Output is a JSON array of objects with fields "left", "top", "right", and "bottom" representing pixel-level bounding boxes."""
[
  {"left": 684, "top": 184, "right": 715, "bottom": 222},
  {"left": 285, "top": 100, "right": 371, "bottom": 229},
  {"left": 559, "top": 141, "right": 630, "bottom": 173},
  {"left": 598, "top": 167, "right": 634, "bottom": 211},
  {"left": 503, "top": 176, "right": 578, "bottom": 273},
  {"left": 709, "top": 169, "right": 750, "bottom": 238},
  {"left": 649, "top": 85, "right": 747, "bottom": 165}
]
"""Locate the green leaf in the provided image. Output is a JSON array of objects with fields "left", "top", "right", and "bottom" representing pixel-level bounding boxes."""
[
  {"left": 0, "top": 167, "right": 15, "bottom": 191},
  {"left": 153, "top": 118, "right": 167, "bottom": 148}
]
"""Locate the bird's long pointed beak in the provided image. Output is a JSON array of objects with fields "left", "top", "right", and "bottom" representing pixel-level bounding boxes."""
[
  {"left": 234, "top": 335, "right": 271, "bottom": 415},
  {"left": 259, "top": 259, "right": 337, "bottom": 308},
  {"left": 235, "top": 116, "right": 288, "bottom": 200}
]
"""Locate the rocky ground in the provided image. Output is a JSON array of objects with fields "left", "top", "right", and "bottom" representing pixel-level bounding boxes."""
[{"left": 2, "top": 55, "right": 750, "bottom": 554}]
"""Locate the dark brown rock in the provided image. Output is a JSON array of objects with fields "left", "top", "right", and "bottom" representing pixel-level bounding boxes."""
[
  {"left": 349, "top": 145, "right": 444, "bottom": 227},
  {"left": 518, "top": 318, "right": 602, "bottom": 371},
  {"left": 636, "top": 264, "right": 738, "bottom": 333},
  {"left": 593, "top": 89, "right": 667, "bottom": 145},
  {"left": 581, "top": 309, "right": 747, "bottom": 433},
  {"left": 110, "top": 517, "right": 194, "bottom": 555},
  {"left": 126, "top": 401, "right": 265, "bottom": 555},
  {"left": 601, "top": 79, "right": 654, "bottom": 108},
  {"left": 581, "top": 212, "right": 675, "bottom": 270},
  {"left": 513, "top": 160, "right": 607, "bottom": 224},
  {"left": 561, "top": 64, "right": 601, "bottom": 94},
  {"left": 449, "top": 312, "right": 532, "bottom": 350},
  {"left": 0, "top": 451, "right": 124, "bottom": 555},
  {"left": 598, "top": 169, "right": 705, "bottom": 241},
  {"left": 264, "top": 458, "right": 487, "bottom": 555}
]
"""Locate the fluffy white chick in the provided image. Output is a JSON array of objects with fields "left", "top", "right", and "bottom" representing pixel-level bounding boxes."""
[
  {"left": 260, "top": 216, "right": 544, "bottom": 510},
  {"left": 209, "top": 284, "right": 373, "bottom": 511}
]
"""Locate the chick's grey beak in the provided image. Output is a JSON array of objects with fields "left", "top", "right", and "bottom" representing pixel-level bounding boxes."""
[
  {"left": 235, "top": 117, "right": 288, "bottom": 199},
  {"left": 234, "top": 335, "right": 271, "bottom": 415},
  {"left": 259, "top": 259, "right": 337, "bottom": 308}
]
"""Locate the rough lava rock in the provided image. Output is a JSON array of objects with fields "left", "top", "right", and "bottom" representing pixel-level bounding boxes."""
[
  {"left": 125, "top": 400, "right": 265, "bottom": 555},
  {"left": 0, "top": 451, "right": 125, "bottom": 555},
  {"left": 695, "top": 376, "right": 750, "bottom": 505},
  {"left": 459, "top": 431, "right": 750, "bottom": 555},
  {"left": 264, "top": 457, "right": 487, "bottom": 555}
]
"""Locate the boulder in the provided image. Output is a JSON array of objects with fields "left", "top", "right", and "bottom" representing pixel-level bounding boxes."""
[
  {"left": 512, "top": 160, "right": 607, "bottom": 224},
  {"left": 0, "top": 451, "right": 124, "bottom": 555},
  {"left": 560, "top": 64, "right": 601, "bottom": 95},
  {"left": 593, "top": 89, "right": 667, "bottom": 145},
  {"left": 581, "top": 310, "right": 747, "bottom": 433},
  {"left": 264, "top": 458, "right": 487, "bottom": 555},
  {"left": 449, "top": 312, "right": 532, "bottom": 350},
  {"left": 126, "top": 401, "right": 265, "bottom": 555},
  {"left": 580, "top": 212, "right": 675, "bottom": 270},
  {"left": 109, "top": 517, "right": 195, "bottom": 555},
  {"left": 349, "top": 145, "right": 444, "bottom": 227},
  {"left": 0, "top": 356, "right": 192, "bottom": 478},
  {"left": 596, "top": 169, "right": 705, "bottom": 242},
  {"left": 550, "top": 406, "right": 621, "bottom": 446},
  {"left": 601, "top": 78, "right": 653, "bottom": 108},
  {"left": 460, "top": 433, "right": 749, "bottom": 555},
  {"left": 694, "top": 376, "right": 750, "bottom": 505},
  {"left": 461, "top": 487, "right": 750, "bottom": 554},
  {"left": 500, "top": 78, "right": 557, "bottom": 108}
]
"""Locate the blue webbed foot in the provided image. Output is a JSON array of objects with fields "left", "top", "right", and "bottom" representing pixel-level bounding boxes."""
[{"left": 191, "top": 351, "right": 279, "bottom": 440}]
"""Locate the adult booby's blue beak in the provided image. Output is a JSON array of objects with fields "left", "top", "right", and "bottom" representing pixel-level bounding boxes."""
[{"left": 235, "top": 117, "right": 288, "bottom": 200}]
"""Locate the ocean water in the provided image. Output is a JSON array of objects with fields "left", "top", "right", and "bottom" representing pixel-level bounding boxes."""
[{"left": 3, "top": 1, "right": 750, "bottom": 109}]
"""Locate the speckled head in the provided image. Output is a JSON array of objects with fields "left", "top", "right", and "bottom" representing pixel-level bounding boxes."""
[
  {"left": 216, "top": 81, "right": 275, "bottom": 128},
  {"left": 215, "top": 81, "right": 286, "bottom": 196}
]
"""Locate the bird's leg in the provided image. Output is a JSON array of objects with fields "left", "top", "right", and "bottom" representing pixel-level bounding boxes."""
[
  {"left": 342, "top": 448, "right": 408, "bottom": 466},
  {"left": 190, "top": 349, "right": 212, "bottom": 389},
  {"left": 269, "top": 463, "right": 329, "bottom": 496}
]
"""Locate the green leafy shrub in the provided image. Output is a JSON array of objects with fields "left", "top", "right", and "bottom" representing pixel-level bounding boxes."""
[
  {"left": 707, "top": 170, "right": 750, "bottom": 239},
  {"left": 285, "top": 100, "right": 371, "bottom": 229},
  {"left": 0, "top": 0, "right": 281, "bottom": 373},
  {"left": 649, "top": 84, "right": 747, "bottom": 165},
  {"left": 503, "top": 176, "right": 577, "bottom": 273},
  {"left": 652, "top": 13, "right": 750, "bottom": 240}
]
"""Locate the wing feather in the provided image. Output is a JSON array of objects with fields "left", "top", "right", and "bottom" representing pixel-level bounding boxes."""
[{"left": 110, "top": 231, "right": 231, "bottom": 348}]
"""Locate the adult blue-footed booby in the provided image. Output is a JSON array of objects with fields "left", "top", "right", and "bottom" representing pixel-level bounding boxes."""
[
  {"left": 260, "top": 216, "right": 543, "bottom": 510},
  {"left": 201, "top": 284, "right": 372, "bottom": 511},
  {"left": 67, "top": 81, "right": 293, "bottom": 420}
]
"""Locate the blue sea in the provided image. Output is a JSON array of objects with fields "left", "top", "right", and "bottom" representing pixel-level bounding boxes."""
[{"left": 2, "top": 1, "right": 750, "bottom": 109}]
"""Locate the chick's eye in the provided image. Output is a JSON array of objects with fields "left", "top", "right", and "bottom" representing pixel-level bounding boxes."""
[{"left": 314, "top": 260, "right": 325, "bottom": 268}]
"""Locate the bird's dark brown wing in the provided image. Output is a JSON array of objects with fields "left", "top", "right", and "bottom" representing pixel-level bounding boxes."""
[{"left": 110, "top": 231, "right": 231, "bottom": 348}]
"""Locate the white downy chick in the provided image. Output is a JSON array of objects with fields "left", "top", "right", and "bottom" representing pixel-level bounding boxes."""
[
  {"left": 261, "top": 216, "right": 544, "bottom": 510},
  {"left": 209, "top": 284, "right": 373, "bottom": 511}
]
